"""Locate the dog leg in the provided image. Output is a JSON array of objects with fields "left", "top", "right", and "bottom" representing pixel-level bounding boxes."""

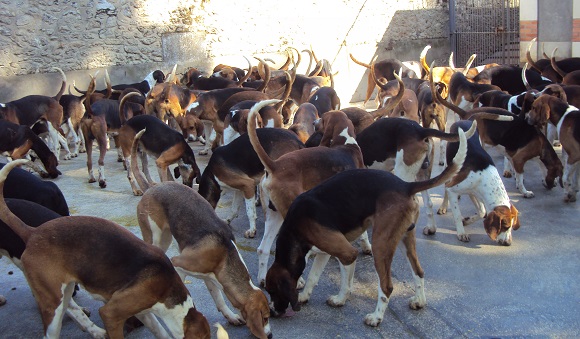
[
  {"left": 448, "top": 191, "right": 470, "bottom": 242},
  {"left": 563, "top": 161, "right": 578, "bottom": 202},
  {"left": 503, "top": 156, "right": 514, "bottom": 178},
  {"left": 327, "top": 260, "right": 356, "bottom": 307},
  {"left": 258, "top": 208, "right": 284, "bottom": 286},
  {"left": 65, "top": 118, "right": 79, "bottom": 157},
  {"left": 243, "top": 195, "right": 258, "bottom": 238},
  {"left": 66, "top": 298, "right": 107, "bottom": 338},
  {"left": 44, "top": 282, "right": 75, "bottom": 338},
  {"left": 357, "top": 231, "right": 372, "bottom": 255},
  {"left": 47, "top": 121, "right": 62, "bottom": 160},
  {"left": 462, "top": 194, "right": 485, "bottom": 226},
  {"left": 203, "top": 277, "right": 245, "bottom": 325},
  {"left": 0, "top": 295, "right": 5, "bottom": 306},
  {"left": 401, "top": 229, "right": 426, "bottom": 310},
  {"left": 225, "top": 190, "right": 242, "bottom": 225},
  {"left": 140, "top": 151, "right": 155, "bottom": 184},
  {"left": 95, "top": 131, "right": 108, "bottom": 188},
  {"left": 513, "top": 164, "right": 534, "bottom": 198},
  {"left": 199, "top": 121, "right": 214, "bottom": 155},
  {"left": 298, "top": 252, "right": 331, "bottom": 303},
  {"left": 85, "top": 139, "right": 97, "bottom": 183},
  {"left": 58, "top": 132, "right": 74, "bottom": 161},
  {"left": 420, "top": 189, "right": 437, "bottom": 235},
  {"left": 124, "top": 157, "right": 143, "bottom": 196},
  {"left": 78, "top": 128, "right": 86, "bottom": 153},
  {"left": 135, "top": 312, "right": 170, "bottom": 338}
]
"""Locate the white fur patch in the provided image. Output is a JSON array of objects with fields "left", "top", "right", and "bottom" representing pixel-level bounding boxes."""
[
  {"left": 338, "top": 127, "right": 357, "bottom": 145},
  {"left": 447, "top": 165, "right": 511, "bottom": 211},
  {"left": 186, "top": 101, "right": 199, "bottom": 111},
  {"left": 557, "top": 105, "right": 578, "bottom": 138},
  {"left": 507, "top": 96, "right": 520, "bottom": 112},
  {"left": 310, "top": 86, "right": 320, "bottom": 93},
  {"left": 475, "top": 65, "right": 486, "bottom": 72},
  {"left": 232, "top": 240, "right": 260, "bottom": 291},
  {"left": 150, "top": 295, "right": 194, "bottom": 338},
  {"left": 0, "top": 103, "right": 5, "bottom": 107}
]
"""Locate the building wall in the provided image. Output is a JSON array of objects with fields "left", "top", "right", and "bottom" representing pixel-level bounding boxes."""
[
  {"left": 0, "top": 0, "right": 450, "bottom": 103},
  {"left": 520, "top": 0, "right": 580, "bottom": 63}
]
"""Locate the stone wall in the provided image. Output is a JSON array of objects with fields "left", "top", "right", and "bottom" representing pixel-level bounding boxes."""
[{"left": 0, "top": 0, "right": 450, "bottom": 103}]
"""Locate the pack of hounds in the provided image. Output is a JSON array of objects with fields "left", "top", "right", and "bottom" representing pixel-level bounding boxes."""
[{"left": 0, "top": 38, "right": 578, "bottom": 338}]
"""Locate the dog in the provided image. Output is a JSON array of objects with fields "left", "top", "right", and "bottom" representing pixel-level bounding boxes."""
[
  {"left": 118, "top": 114, "right": 201, "bottom": 196},
  {"left": 137, "top": 181, "right": 272, "bottom": 339},
  {"left": 74, "top": 69, "right": 165, "bottom": 99},
  {"left": 175, "top": 112, "right": 205, "bottom": 143},
  {"left": 307, "top": 86, "right": 340, "bottom": 116},
  {"left": 0, "top": 199, "right": 113, "bottom": 337},
  {"left": 0, "top": 160, "right": 211, "bottom": 338},
  {"left": 372, "top": 68, "right": 420, "bottom": 122},
  {"left": 197, "top": 128, "right": 304, "bottom": 240},
  {"left": 247, "top": 101, "right": 370, "bottom": 285},
  {"left": 0, "top": 121, "right": 61, "bottom": 179},
  {"left": 527, "top": 93, "right": 580, "bottom": 202},
  {"left": 430, "top": 120, "right": 521, "bottom": 245},
  {"left": 349, "top": 52, "right": 423, "bottom": 105},
  {"left": 435, "top": 85, "right": 563, "bottom": 198},
  {"left": 288, "top": 102, "right": 319, "bottom": 143},
  {"left": 265, "top": 126, "right": 468, "bottom": 326},
  {"left": 0, "top": 87, "right": 65, "bottom": 161}
]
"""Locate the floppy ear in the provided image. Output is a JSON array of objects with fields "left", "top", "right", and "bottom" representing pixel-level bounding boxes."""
[
  {"left": 280, "top": 277, "right": 300, "bottom": 312},
  {"left": 483, "top": 211, "right": 500, "bottom": 241},
  {"left": 510, "top": 203, "right": 520, "bottom": 230}
]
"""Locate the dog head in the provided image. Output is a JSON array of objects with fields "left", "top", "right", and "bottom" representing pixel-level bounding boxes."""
[
  {"left": 265, "top": 262, "right": 300, "bottom": 317},
  {"left": 240, "top": 289, "right": 273, "bottom": 339},
  {"left": 183, "top": 307, "right": 211, "bottom": 339},
  {"left": 527, "top": 95, "right": 552, "bottom": 127},
  {"left": 152, "top": 70, "right": 166, "bottom": 84},
  {"left": 483, "top": 203, "right": 520, "bottom": 246},
  {"left": 176, "top": 114, "right": 204, "bottom": 142}
]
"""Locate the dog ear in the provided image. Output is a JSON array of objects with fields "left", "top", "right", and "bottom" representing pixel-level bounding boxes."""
[
  {"left": 483, "top": 211, "right": 500, "bottom": 241},
  {"left": 510, "top": 204, "right": 520, "bottom": 230}
]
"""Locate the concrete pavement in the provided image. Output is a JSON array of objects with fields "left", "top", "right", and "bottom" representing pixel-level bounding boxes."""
[{"left": 0, "top": 128, "right": 579, "bottom": 338}]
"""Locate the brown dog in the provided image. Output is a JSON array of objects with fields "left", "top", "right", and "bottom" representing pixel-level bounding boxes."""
[
  {"left": 248, "top": 100, "right": 369, "bottom": 285},
  {"left": 137, "top": 181, "right": 272, "bottom": 339},
  {"left": 0, "top": 160, "right": 210, "bottom": 339}
]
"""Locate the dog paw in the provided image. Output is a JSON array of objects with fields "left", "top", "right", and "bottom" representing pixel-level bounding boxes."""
[
  {"left": 226, "top": 314, "right": 245, "bottom": 326},
  {"left": 438, "top": 161, "right": 445, "bottom": 166},
  {"left": 133, "top": 189, "right": 143, "bottom": 196},
  {"left": 296, "top": 276, "right": 306, "bottom": 289},
  {"left": 198, "top": 149, "right": 209, "bottom": 156},
  {"left": 408, "top": 296, "right": 426, "bottom": 310},
  {"left": 523, "top": 191, "right": 535, "bottom": 199},
  {"left": 503, "top": 170, "right": 512, "bottom": 178},
  {"left": 99, "top": 180, "right": 107, "bottom": 189},
  {"left": 564, "top": 194, "right": 577, "bottom": 203},
  {"left": 88, "top": 177, "right": 97, "bottom": 183},
  {"left": 298, "top": 292, "right": 310, "bottom": 304},
  {"left": 244, "top": 229, "right": 256, "bottom": 238},
  {"left": 64, "top": 153, "right": 73, "bottom": 161},
  {"left": 553, "top": 141, "right": 561, "bottom": 147},
  {"left": 364, "top": 313, "right": 382, "bottom": 327},
  {"left": 423, "top": 226, "right": 436, "bottom": 236},
  {"left": 437, "top": 207, "right": 447, "bottom": 215},
  {"left": 457, "top": 233, "right": 470, "bottom": 242},
  {"left": 361, "top": 246, "right": 373, "bottom": 256},
  {"left": 326, "top": 295, "right": 347, "bottom": 307},
  {"left": 0, "top": 295, "right": 6, "bottom": 306},
  {"left": 79, "top": 148, "right": 86, "bottom": 153}
]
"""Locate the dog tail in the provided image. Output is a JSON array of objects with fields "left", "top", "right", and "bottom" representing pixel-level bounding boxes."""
[
  {"left": 119, "top": 92, "right": 143, "bottom": 125},
  {"left": 464, "top": 107, "right": 516, "bottom": 122},
  {"left": 429, "top": 62, "right": 468, "bottom": 120},
  {"left": 349, "top": 53, "right": 371, "bottom": 69},
  {"left": 52, "top": 67, "right": 67, "bottom": 101},
  {"left": 370, "top": 69, "right": 405, "bottom": 119},
  {"left": 215, "top": 323, "right": 229, "bottom": 339},
  {"left": 0, "top": 160, "right": 35, "bottom": 243},
  {"left": 130, "top": 128, "right": 152, "bottom": 192},
  {"left": 420, "top": 118, "right": 477, "bottom": 142},
  {"left": 247, "top": 99, "right": 281, "bottom": 173},
  {"left": 419, "top": 45, "right": 431, "bottom": 75},
  {"left": 409, "top": 122, "right": 472, "bottom": 195}
]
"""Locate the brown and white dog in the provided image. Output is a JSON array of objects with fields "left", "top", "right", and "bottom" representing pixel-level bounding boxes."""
[
  {"left": 118, "top": 114, "right": 201, "bottom": 196},
  {"left": 431, "top": 120, "right": 521, "bottom": 245},
  {"left": 288, "top": 102, "right": 319, "bottom": 143},
  {"left": 0, "top": 160, "right": 211, "bottom": 339},
  {"left": 0, "top": 121, "right": 60, "bottom": 179},
  {"left": 0, "top": 82, "right": 65, "bottom": 161},
  {"left": 197, "top": 127, "right": 305, "bottom": 239},
  {"left": 527, "top": 94, "right": 580, "bottom": 202},
  {"left": 265, "top": 127, "right": 468, "bottom": 326},
  {"left": 137, "top": 181, "right": 272, "bottom": 339},
  {"left": 247, "top": 102, "right": 370, "bottom": 286},
  {"left": 435, "top": 85, "right": 563, "bottom": 199}
]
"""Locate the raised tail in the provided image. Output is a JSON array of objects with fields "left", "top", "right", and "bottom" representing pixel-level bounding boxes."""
[
  {"left": 130, "top": 128, "right": 152, "bottom": 192},
  {"left": 0, "top": 160, "right": 35, "bottom": 243},
  {"left": 246, "top": 99, "right": 281, "bottom": 174},
  {"left": 349, "top": 53, "right": 371, "bottom": 69},
  {"left": 409, "top": 122, "right": 472, "bottom": 195},
  {"left": 52, "top": 67, "right": 67, "bottom": 101},
  {"left": 119, "top": 92, "right": 143, "bottom": 125},
  {"left": 420, "top": 45, "right": 431, "bottom": 74},
  {"left": 421, "top": 117, "right": 477, "bottom": 142}
]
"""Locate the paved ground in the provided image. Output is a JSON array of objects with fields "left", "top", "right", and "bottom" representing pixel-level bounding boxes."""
[{"left": 1, "top": 119, "right": 579, "bottom": 338}]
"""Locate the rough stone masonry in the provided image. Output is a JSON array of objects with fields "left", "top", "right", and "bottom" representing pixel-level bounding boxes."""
[{"left": 0, "top": 0, "right": 449, "bottom": 103}]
